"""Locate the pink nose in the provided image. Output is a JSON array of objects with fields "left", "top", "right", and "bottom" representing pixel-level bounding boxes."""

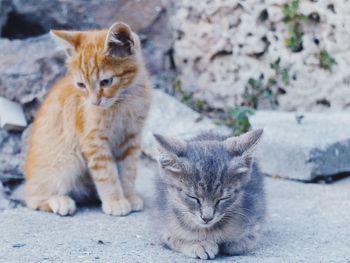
[{"left": 92, "top": 98, "right": 101, "bottom": 106}]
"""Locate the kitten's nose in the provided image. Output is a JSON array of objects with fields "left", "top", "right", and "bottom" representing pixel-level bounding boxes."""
[
  {"left": 201, "top": 216, "right": 214, "bottom": 223},
  {"left": 201, "top": 206, "right": 214, "bottom": 223},
  {"left": 91, "top": 98, "right": 101, "bottom": 106}
]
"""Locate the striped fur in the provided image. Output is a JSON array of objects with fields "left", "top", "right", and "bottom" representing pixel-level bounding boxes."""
[
  {"left": 154, "top": 130, "right": 265, "bottom": 259},
  {"left": 24, "top": 22, "right": 152, "bottom": 216}
]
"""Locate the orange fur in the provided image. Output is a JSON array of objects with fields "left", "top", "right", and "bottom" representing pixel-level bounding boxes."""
[{"left": 24, "top": 22, "right": 152, "bottom": 216}]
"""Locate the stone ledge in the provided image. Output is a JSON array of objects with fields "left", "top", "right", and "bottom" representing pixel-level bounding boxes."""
[
  {"left": 142, "top": 89, "right": 230, "bottom": 159},
  {"left": 251, "top": 111, "right": 350, "bottom": 181}
]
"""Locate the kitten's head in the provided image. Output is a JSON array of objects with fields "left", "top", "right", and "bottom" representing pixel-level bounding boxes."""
[
  {"left": 154, "top": 130, "right": 263, "bottom": 229},
  {"left": 51, "top": 22, "right": 140, "bottom": 108}
]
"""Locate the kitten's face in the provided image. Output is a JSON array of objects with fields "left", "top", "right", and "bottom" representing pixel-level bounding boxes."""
[
  {"left": 168, "top": 173, "right": 244, "bottom": 229},
  {"left": 155, "top": 130, "right": 262, "bottom": 229},
  {"left": 51, "top": 22, "right": 139, "bottom": 109}
]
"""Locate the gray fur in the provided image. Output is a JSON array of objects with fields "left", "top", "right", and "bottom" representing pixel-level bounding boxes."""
[{"left": 153, "top": 130, "right": 266, "bottom": 259}]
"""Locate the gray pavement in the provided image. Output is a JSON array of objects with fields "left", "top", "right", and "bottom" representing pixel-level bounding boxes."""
[{"left": 1, "top": 159, "right": 350, "bottom": 263}]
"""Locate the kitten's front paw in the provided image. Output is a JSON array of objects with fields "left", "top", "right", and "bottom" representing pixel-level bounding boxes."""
[
  {"left": 48, "top": 195, "right": 76, "bottom": 216},
  {"left": 183, "top": 241, "right": 219, "bottom": 260},
  {"left": 102, "top": 199, "right": 131, "bottom": 216},
  {"left": 127, "top": 194, "right": 144, "bottom": 212}
]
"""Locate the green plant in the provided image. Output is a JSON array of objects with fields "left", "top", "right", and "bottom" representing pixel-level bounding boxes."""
[
  {"left": 282, "top": 68, "right": 290, "bottom": 84},
  {"left": 283, "top": 0, "right": 308, "bottom": 52},
  {"left": 228, "top": 107, "right": 255, "bottom": 136},
  {"left": 174, "top": 78, "right": 191, "bottom": 103},
  {"left": 243, "top": 58, "right": 289, "bottom": 109},
  {"left": 243, "top": 77, "right": 262, "bottom": 108},
  {"left": 270, "top": 57, "right": 289, "bottom": 85},
  {"left": 174, "top": 78, "right": 211, "bottom": 112},
  {"left": 316, "top": 49, "right": 336, "bottom": 71}
]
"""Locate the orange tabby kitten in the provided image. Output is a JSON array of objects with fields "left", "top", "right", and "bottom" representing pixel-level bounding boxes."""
[{"left": 24, "top": 22, "right": 152, "bottom": 216}]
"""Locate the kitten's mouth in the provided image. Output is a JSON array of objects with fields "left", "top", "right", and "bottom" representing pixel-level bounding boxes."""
[
  {"left": 92, "top": 99, "right": 117, "bottom": 109},
  {"left": 197, "top": 215, "right": 224, "bottom": 228},
  {"left": 199, "top": 222, "right": 216, "bottom": 228},
  {"left": 198, "top": 219, "right": 217, "bottom": 228}
]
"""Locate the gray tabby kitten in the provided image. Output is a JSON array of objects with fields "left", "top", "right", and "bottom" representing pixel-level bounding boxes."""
[{"left": 153, "top": 129, "right": 265, "bottom": 259}]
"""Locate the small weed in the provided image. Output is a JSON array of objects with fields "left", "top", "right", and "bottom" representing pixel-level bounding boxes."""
[
  {"left": 243, "top": 58, "right": 289, "bottom": 109},
  {"left": 174, "top": 78, "right": 211, "bottom": 112},
  {"left": 282, "top": 68, "right": 290, "bottom": 84},
  {"left": 215, "top": 107, "right": 255, "bottom": 136},
  {"left": 243, "top": 77, "right": 263, "bottom": 108},
  {"left": 316, "top": 49, "right": 336, "bottom": 71},
  {"left": 270, "top": 57, "right": 289, "bottom": 85},
  {"left": 194, "top": 100, "right": 210, "bottom": 112},
  {"left": 282, "top": 0, "right": 308, "bottom": 52},
  {"left": 174, "top": 79, "right": 255, "bottom": 135},
  {"left": 175, "top": 78, "right": 191, "bottom": 103},
  {"left": 229, "top": 107, "right": 255, "bottom": 136}
]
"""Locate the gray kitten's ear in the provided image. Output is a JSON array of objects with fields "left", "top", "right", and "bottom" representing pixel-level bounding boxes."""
[
  {"left": 224, "top": 129, "right": 263, "bottom": 155},
  {"left": 104, "top": 22, "right": 135, "bottom": 57},
  {"left": 153, "top": 134, "right": 187, "bottom": 173}
]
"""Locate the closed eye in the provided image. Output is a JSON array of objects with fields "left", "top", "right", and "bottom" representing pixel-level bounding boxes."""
[
  {"left": 215, "top": 196, "right": 231, "bottom": 206},
  {"left": 100, "top": 77, "right": 114, "bottom": 87},
  {"left": 185, "top": 194, "right": 201, "bottom": 205}
]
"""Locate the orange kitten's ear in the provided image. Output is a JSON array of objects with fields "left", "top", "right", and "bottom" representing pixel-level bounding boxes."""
[
  {"left": 104, "top": 22, "right": 135, "bottom": 58},
  {"left": 50, "top": 30, "right": 82, "bottom": 56}
]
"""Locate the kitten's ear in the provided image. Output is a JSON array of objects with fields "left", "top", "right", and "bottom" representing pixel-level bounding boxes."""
[
  {"left": 104, "top": 22, "right": 135, "bottom": 58},
  {"left": 225, "top": 130, "right": 263, "bottom": 184},
  {"left": 50, "top": 30, "right": 82, "bottom": 56},
  {"left": 224, "top": 129, "right": 263, "bottom": 156},
  {"left": 153, "top": 134, "right": 187, "bottom": 173}
]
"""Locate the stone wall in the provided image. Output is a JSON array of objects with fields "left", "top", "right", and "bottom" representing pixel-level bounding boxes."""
[{"left": 168, "top": 0, "right": 350, "bottom": 111}]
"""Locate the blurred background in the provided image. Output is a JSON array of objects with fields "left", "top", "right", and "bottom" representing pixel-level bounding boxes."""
[{"left": 0, "top": 0, "right": 350, "bottom": 261}]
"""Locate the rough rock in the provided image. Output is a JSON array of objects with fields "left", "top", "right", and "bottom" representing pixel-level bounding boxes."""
[
  {"left": 0, "top": 34, "right": 65, "bottom": 122},
  {"left": 0, "top": 34, "right": 65, "bottom": 182},
  {"left": 250, "top": 111, "right": 350, "bottom": 181},
  {"left": 0, "top": 181, "right": 10, "bottom": 211},
  {"left": 7, "top": 0, "right": 163, "bottom": 35},
  {"left": 1, "top": 0, "right": 173, "bottom": 77},
  {"left": 0, "top": 0, "right": 12, "bottom": 36},
  {"left": 0, "top": 129, "right": 23, "bottom": 182},
  {"left": 142, "top": 89, "right": 230, "bottom": 158},
  {"left": 168, "top": 0, "right": 350, "bottom": 111}
]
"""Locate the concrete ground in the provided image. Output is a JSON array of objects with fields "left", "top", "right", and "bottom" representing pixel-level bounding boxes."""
[{"left": 1, "top": 159, "right": 350, "bottom": 263}]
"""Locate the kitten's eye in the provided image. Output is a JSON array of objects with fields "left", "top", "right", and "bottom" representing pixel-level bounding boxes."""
[
  {"left": 185, "top": 194, "right": 200, "bottom": 205},
  {"left": 100, "top": 77, "right": 113, "bottom": 87},
  {"left": 77, "top": 82, "right": 86, "bottom": 89},
  {"left": 215, "top": 196, "right": 231, "bottom": 206}
]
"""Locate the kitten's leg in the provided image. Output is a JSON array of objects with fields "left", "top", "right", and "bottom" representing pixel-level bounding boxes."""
[
  {"left": 24, "top": 163, "right": 80, "bottom": 216},
  {"left": 117, "top": 137, "right": 143, "bottom": 211},
  {"left": 47, "top": 195, "right": 76, "bottom": 216},
  {"left": 81, "top": 130, "right": 131, "bottom": 216},
  {"left": 161, "top": 234, "right": 219, "bottom": 260},
  {"left": 26, "top": 188, "right": 76, "bottom": 216}
]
